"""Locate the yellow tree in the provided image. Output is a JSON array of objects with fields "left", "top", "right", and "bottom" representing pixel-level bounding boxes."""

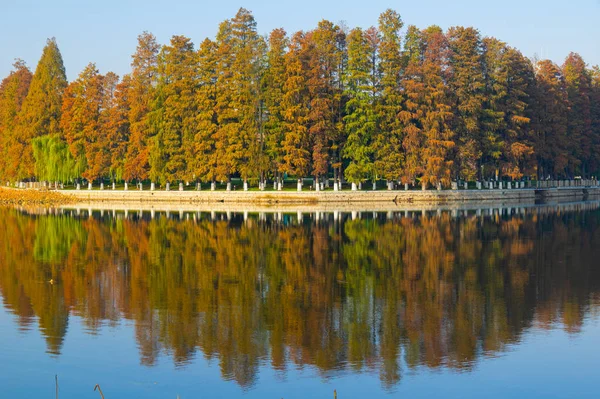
[
  {"left": 0, "top": 60, "right": 32, "bottom": 182},
  {"left": 420, "top": 26, "right": 455, "bottom": 188}
]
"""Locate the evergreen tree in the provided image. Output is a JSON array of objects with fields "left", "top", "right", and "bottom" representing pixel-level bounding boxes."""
[
  {"left": 447, "top": 27, "right": 486, "bottom": 181},
  {"left": 590, "top": 66, "right": 600, "bottom": 175},
  {"left": 531, "top": 60, "right": 569, "bottom": 178},
  {"left": 306, "top": 21, "right": 345, "bottom": 186},
  {"left": 214, "top": 8, "right": 265, "bottom": 188},
  {"left": 563, "top": 53, "right": 593, "bottom": 177},
  {"left": 373, "top": 9, "right": 404, "bottom": 187},
  {"left": 148, "top": 35, "right": 197, "bottom": 185},
  {"left": 16, "top": 38, "right": 67, "bottom": 180},
  {"left": 103, "top": 74, "right": 131, "bottom": 182},
  {"left": 193, "top": 38, "right": 218, "bottom": 185},
  {"left": 343, "top": 27, "right": 376, "bottom": 186},
  {"left": 124, "top": 32, "right": 159, "bottom": 183},
  {"left": 483, "top": 39, "right": 535, "bottom": 180},
  {"left": 263, "top": 29, "right": 289, "bottom": 185}
]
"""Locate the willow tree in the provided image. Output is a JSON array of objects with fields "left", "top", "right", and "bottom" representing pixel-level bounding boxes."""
[
  {"left": 31, "top": 135, "right": 76, "bottom": 183},
  {"left": 124, "top": 32, "right": 159, "bottom": 184},
  {"left": 0, "top": 60, "right": 32, "bottom": 182},
  {"left": 343, "top": 27, "right": 376, "bottom": 187},
  {"left": 17, "top": 38, "right": 67, "bottom": 181},
  {"left": 374, "top": 9, "right": 404, "bottom": 189}
]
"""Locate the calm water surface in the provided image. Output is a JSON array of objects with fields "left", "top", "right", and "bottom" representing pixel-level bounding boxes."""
[{"left": 1, "top": 203, "right": 600, "bottom": 398}]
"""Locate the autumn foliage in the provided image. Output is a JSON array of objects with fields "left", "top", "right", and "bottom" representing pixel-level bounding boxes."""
[{"left": 2, "top": 9, "right": 600, "bottom": 188}]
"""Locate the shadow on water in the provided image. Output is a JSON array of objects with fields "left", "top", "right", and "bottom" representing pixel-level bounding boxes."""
[{"left": 1, "top": 200, "right": 600, "bottom": 390}]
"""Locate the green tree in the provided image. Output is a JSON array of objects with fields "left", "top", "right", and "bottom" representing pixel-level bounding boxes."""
[
  {"left": 483, "top": 38, "right": 535, "bottom": 180},
  {"left": 531, "top": 60, "right": 569, "bottom": 178},
  {"left": 562, "top": 53, "right": 593, "bottom": 177},
  {"left": 373, "top": 9, "right": 404, "bottom": 188},
  {"left": 103, "top": 74, "right": 131, "bottom": 182},
  {"left": 306, "top": 21, "right": 345, "bottom": 187},
  {"left": 192, "top": 38, "right": 218, "bottom": 186},
  {"left": 343, "top": 27, "right": 376, "bottom": 186},
  {"left": 148, "top": 35, "right": 198, "bottom": 185},
  {"left": 447, "top": 27, "right": 486, "bottom": 181},
  {"left": 263, "top": 28, "right": 289, "bottom": 187},
  {"left": 16, "top": 38, "right": 67, "bottom": 180},
  {"left": 124, "top": 32, "right": 159, "bottom": 183},
  {"left": 590, "top": 66, "right": 600, "bottom": 175},
  {"left": 31, "top": 135, "right": 76, "bottom": 183},
  {"left": 214, "top": 8, "right": 265, "bottom": 189}
]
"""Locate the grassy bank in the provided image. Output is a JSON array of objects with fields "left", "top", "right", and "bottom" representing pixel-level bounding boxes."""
[{"left": 0, "top": 187, "right": 73, "bottom": 206}]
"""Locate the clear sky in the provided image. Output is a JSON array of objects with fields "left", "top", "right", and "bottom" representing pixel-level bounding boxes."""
[{"left": 2, "top": 0, "right": 599, "bottom": 81}]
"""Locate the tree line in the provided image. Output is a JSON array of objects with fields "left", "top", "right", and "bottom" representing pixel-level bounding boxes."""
[{"left": 1, "top": 8, "right": 600, "bottom": 190}]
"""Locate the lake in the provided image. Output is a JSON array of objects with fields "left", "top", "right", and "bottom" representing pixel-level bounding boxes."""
[{"left": 1, "top": 202, "right": 599, "bottom": 398}]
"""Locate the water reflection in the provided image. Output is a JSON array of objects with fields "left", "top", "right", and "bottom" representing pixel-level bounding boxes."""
[{"left": 0, "top": 202, "right": 599, "bottom": 389}]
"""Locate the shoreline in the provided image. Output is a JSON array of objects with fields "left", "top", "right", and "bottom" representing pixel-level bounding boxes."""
[
  {"left": 55, "top": 186, "right": 600, "bottom": 206},
  {"left": 3, "top": 185, "right": 600, "bottom": 208},
  {"left": 52, "top": 196, "right": 600, "bottom": 215}
]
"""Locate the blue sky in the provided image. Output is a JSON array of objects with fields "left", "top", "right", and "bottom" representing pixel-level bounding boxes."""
[{"left": 2, "top": 0, "right": 599, "bottom": 81}]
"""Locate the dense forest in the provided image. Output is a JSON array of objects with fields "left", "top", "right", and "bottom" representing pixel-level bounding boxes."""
[{"left": 1, "top": 8, "right": 599, "bottom": 190}]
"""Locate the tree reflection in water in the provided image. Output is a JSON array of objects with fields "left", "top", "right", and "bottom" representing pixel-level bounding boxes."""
[{"left": 0, "top": 203, "right": 599, "bottom": 389}]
